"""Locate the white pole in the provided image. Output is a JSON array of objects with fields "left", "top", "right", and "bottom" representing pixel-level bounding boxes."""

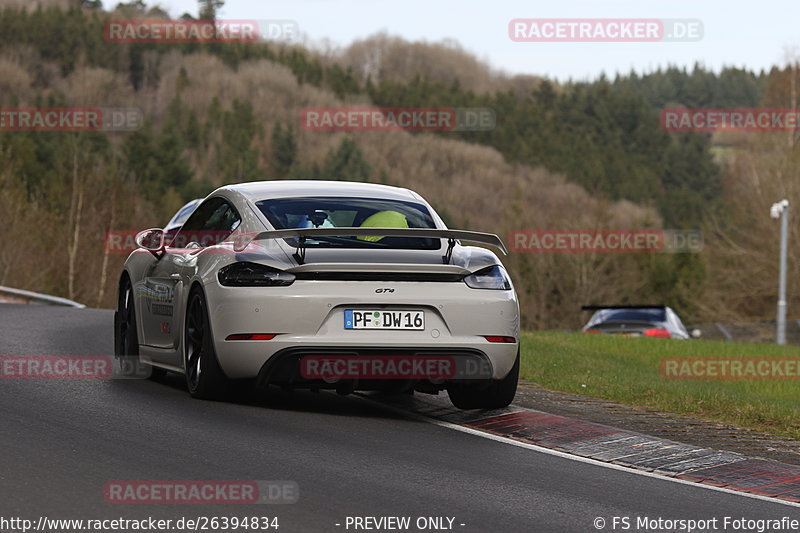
[{"left": 772, "top": 200, "right": 790, "bottom": 345}]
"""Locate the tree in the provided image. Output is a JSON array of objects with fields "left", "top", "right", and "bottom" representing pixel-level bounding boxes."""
[
  {"left": 270, "top": 121, "right": 296, "bottom": 178},
  {"left": 199, "top": 0, "right": 224, "bottom": 20},
  {"left": 123, "top": 124, "right": 193, "bottom": 202},
  {"left": 324, "top": 138, "right": 371, "bottom": 180},
  {"left": 115, "top": 0, "right": 146, "bottom": 13},
  {"left": 217, "top": 99, "right": 261, "bottom": 180},
  {"left": 325, "top": 64, "right": 361, "bottom": 98}
]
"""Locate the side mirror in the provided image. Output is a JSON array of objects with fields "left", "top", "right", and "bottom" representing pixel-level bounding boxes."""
[
  {"left": 135, "top": 228, "right": 166, "bottom": 257},
  {"left": 690, "top": 328, "right": 702, "bottom": 339}
]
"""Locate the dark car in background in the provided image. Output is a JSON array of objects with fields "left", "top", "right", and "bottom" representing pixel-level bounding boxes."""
[{"left": 581, "top": 305, "right": 700, "bottom": 339}]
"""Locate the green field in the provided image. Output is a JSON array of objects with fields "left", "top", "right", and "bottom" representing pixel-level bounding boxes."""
[{"left": 519, "top": 332, "right": 800, "bottom": 439}]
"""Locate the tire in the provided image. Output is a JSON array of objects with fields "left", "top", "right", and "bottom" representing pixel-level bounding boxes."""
[
  {"left": 184, "top": 287, "right": 229, "bottom": 399},
  {"left": 114, "top": 276, "right": 144, "bottom": 377},
  {"left": 114, "top": 276, "right": 164, "bottom": 379},
  {"left": 447, "top": 349, "right": 519, "bottom": 410}
]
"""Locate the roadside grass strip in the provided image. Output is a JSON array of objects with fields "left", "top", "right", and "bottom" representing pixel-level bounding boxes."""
[{"left": 519, "top": 331, "right": 800, "bottom": 440}]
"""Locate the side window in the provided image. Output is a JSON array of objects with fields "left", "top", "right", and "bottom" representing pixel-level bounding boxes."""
[
  {"left": 173, "top": 197, "right": 241, "bottom": 247},
  {"left": 206, "top": 202, "right": 241, "bottom": 234},
  {"left": 180, "top": 198, "right": 225, "bottom": 233}
]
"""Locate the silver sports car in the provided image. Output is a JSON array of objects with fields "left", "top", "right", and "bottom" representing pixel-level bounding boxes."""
[{"left": 115, "top": 180, "right": 520, "bottom": 409}]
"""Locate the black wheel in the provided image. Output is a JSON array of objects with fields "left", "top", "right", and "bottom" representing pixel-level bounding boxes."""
[
  {"left": 114, "top": 276, "right": 164, "bottom": 379},
  {"left": 184, "top": 287, "right": 229, "bottom": 399},
  {"left": 447, "top": 349, "right": 519, "bottom": 410},
  {"left": 114, "top": 276, "right": 142, "bottom": 377}
]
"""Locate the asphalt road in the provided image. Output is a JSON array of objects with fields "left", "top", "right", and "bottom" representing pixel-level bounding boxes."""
[{"left": 0, "top": 304, "right": 796, "bottom": 533}]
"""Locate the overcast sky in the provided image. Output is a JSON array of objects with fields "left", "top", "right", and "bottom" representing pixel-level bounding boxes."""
[{"left": 152, "top": 0, "right": 798, "bottom": 81}]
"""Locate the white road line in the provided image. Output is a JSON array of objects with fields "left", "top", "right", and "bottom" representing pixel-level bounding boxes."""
[{"left": 357, "top": 395, "right": 800, "bottom": 509}]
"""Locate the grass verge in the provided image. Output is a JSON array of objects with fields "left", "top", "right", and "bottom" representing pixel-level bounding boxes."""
[{"left": 519, "top": 331, "right": 800, "bottom": 440}]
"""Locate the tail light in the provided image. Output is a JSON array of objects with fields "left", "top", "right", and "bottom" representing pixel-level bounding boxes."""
[
  {"left": 483, "top": 335, "right": 517, "bottom": 343},
  {"left": 644, "top": 328, "right": 671, "bottom": 338},
  {"left": 225, "top": 334, "right": 277, "bottom": 341},
  {"left": 218, "top": 262, "right": 295, "bottom": 287},
  {"left": 464, "top": 266, "right": 512, "bottom": 290},
  {"left": 583, "top": 330, "right": 601, "bottom": 335}
]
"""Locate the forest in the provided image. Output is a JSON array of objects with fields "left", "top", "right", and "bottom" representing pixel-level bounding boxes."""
[{"left": 1, "top": 0, "right": 798, "bottom": 329}]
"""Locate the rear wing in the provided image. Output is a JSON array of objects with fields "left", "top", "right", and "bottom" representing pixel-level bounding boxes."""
[{"left": 233, "top": 227, "right": 508, "bottom": 259}]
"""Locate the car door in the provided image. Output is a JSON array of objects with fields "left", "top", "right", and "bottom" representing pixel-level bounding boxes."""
[
  {"left": 139, "top": 197, "right": 241, "bottom": 355},
  {"left": 169, "top": 198, "right": 242, "bottom": 351}
]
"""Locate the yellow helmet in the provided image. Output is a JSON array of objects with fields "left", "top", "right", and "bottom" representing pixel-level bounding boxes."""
[{"left": 357, "top": 210, "right": 409, "bottom": 242}]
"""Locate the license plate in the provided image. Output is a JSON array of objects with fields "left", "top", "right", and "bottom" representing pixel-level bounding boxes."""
[{"left": 344, "top": 310, "right": 425, "bottom": 330}]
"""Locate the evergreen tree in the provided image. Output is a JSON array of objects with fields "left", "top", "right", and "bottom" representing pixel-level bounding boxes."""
[
  {"left": 270, "top": 121, "right": 296, "bottom": 178},
  {"left": 324, "top": 138, "right": 371, "bottom": 181},
  {"left": 123, "top": 124, "right": 192, "bottom": 201},
  {"left": 199, "top": 0, "right": 224, "bottom": 20},
  {"left": 217, "top": 100, "right": 261, "bottom": 180}
]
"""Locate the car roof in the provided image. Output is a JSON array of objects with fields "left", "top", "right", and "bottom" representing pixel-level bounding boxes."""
[{"left": 220, "top": 180, "right": 420, "bottom": 202}]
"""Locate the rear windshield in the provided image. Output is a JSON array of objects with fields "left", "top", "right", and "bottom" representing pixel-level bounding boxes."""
[
  {"left": 255, "top": 196, "right": 441, "bottom": 250},
  {"left": 587, "top": 308, "right": 666, "bottom": 327}
]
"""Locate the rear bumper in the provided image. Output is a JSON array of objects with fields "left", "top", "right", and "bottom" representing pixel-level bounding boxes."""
[
  {"left": 255, "top": 346, "right": 497, "bottom": 389},
  {"left": 204, "top": 279, "right": 520, "bottom": 380}
]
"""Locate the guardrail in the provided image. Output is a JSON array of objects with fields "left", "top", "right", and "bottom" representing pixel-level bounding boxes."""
[
  {"left": 0, "top": 286, "right": 86, "bottom": 308},
  {"left": 694, "top": 320, "right": 800, "bottom": 345}
]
